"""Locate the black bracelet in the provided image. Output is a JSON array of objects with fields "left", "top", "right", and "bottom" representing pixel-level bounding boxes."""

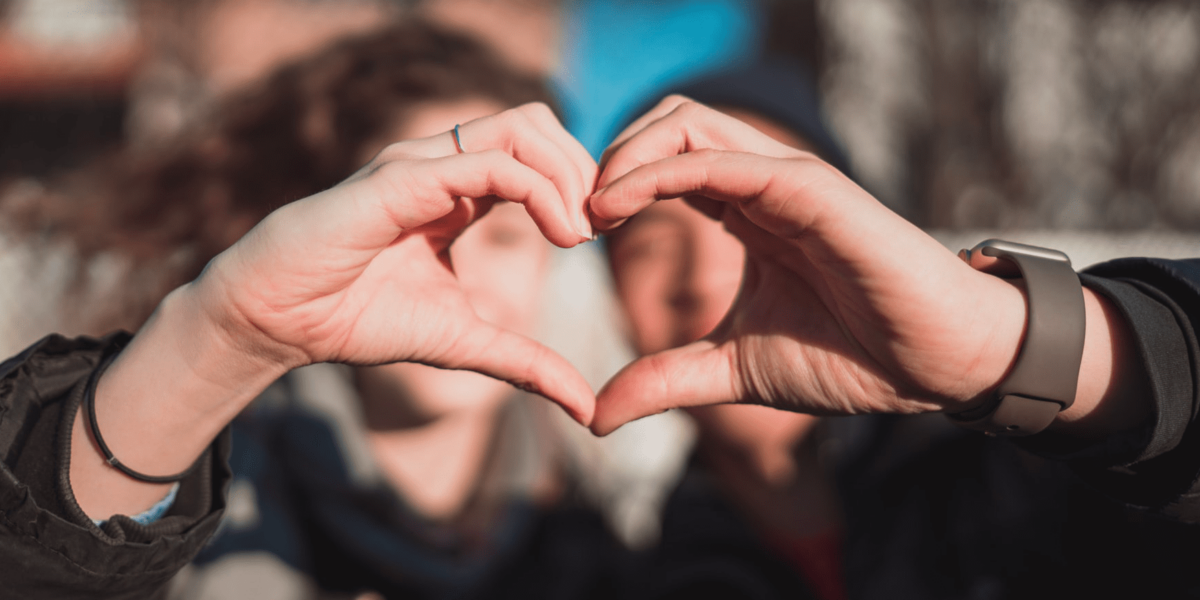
[{"left": 84, "top": 355, "right": 207, "bottom": 484}]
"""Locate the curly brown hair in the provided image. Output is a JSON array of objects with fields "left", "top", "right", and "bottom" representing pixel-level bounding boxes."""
[{"left": 2, "top": 19, "right": 553, "bottom": 333}]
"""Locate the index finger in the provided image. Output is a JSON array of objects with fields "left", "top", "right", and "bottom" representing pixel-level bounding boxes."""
[
  {"left": 598, "top": 94, "right": 694, "bottom": 174},
  {"left": 381, "top": 104, "right": 595, "bottom": 239},
  {"left": 597, "top": 99, "right": 805, "bottom": 191}
]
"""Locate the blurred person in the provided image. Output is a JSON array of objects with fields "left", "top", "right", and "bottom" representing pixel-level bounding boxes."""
[
  {"left": 594, "top": 94, "right": 1200, "bottom": 599},
  {"left": 606, "top": 59, "right": 849, "bottom": 600},
  {"left": 418, "top": 0, "right": 562, "bottom": 77},
  {"left": 126, "top": 0, "right": 399, "bottom": 147},
  {"left": 4, "top": 80, "right": 1197, "bottom": 599},
  {"left": 0, "top": 20, "right": 1198, "bottom": 600},
  {"left": 0, "top": 21, "right": 633, "bottom": 599},
  {"left": 7, "top": 18, "right": 559, "bottom": 334}
]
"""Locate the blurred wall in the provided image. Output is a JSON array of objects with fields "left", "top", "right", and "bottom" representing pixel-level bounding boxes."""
[
  {"left": 817, "top": 0, "right": 1200, "bottom": 232},
  {"left": 4, "top": 0, "right": 1199, "bottom": 354}
]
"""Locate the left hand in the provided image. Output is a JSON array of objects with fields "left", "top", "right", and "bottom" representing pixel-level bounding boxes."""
[
  {"left": 76, "top": 104, "right": 599, "bottom": 520},
  {"left": 587, "top": 97, "right": 1029, "bottom": 435},
  {"left": 188, "top": 103, "right": 599, "bottom": 419}
]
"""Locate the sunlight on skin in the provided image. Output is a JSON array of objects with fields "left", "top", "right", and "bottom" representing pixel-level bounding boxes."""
[
  {"left": 589, "top": 97, "right": 1147, "bottom": 442},
  {"left": 72, "top": 101, "right": 597, "bottom": 521}
]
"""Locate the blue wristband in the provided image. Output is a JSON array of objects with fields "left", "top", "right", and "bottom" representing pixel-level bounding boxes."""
[{"left": 92, "top": 482, "right": 180, "bottom": 527}]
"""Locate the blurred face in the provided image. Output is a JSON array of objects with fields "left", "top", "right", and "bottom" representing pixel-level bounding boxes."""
[
  {"left": 607, "top": 199, "right": 744, "bottom": 355},
  {"left": 360, "top": 99, "right": 553, "bottom": 423},
  {"left": 606, "top": 108, "right": 820, "bottom": 482},
  {"left": 607, "top": 106, "right": 810, "bottom": 355}
]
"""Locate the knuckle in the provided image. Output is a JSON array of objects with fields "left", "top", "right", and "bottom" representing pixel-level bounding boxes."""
[
  {"left": 520, "top": 101, "right": 556, "bottom": 120},
  {"left": 477, "top": 148, "right": 511, "bottom": 167},
  {"left": 370, "top": 159, "right": 417, "bottom": 191},
  {"left": 373, "top": 158, "right": 407, "bottom": 178},
  {"left": 671, "top": 98, "right": 708, "bottom": 119},
  {"left": 661, "top": 94, "right": 696, "bottom": 109},
  {"left": 789, "top": 153, "right": 838, "bottom": 179},
  {"left": 365, "top": 141, "right": 423, "bottom": 169},
  {"left": 497, "top": 108, "right": 529, "bottom": 129},
  {"left": 374, "top": 142, "right": 407, "bottom": 161},
  {"left": 690, "top": 148, "right": 724, "bottom": 161}
]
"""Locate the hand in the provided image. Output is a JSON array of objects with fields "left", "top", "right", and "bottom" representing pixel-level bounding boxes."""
[
  {"left": 76, "top": 104, "right": 598, "bottom": 519},
  {"left": 588, "top": 97, "right": 1029, "bottom": 434},
  {"left": 191, "top": 102, "right": 597, "bottom": 422}
]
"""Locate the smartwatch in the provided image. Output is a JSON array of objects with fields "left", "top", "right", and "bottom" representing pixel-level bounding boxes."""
[{"left": 946, "top": 239, "right": 1086, "bottom": 436}]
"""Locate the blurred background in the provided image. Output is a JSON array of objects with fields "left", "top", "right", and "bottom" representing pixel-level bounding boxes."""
[
  {"left": 0, "top": 1, "right": 1196, "bottom": 584},
  {"left": 2, "top": 0, "right": 1200, "bottom": 355}
]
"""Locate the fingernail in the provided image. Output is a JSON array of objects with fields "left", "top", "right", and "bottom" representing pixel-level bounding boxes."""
[{"left": 576, "top": 212, "right": 593, "bottom": 240}]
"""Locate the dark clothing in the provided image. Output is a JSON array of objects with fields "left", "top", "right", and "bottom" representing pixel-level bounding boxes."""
[
  {"left": 183, "top": 363, "right": 631, "bottom": 600},
  {"left": 0, "top": 333, "right": 230, "bottom": 600},
  {"left": 826, "top": 258, "right": 1200, "bottom": 599},
  {"left": 0, "top": 257, "right": 1198, "bottom": 599}
]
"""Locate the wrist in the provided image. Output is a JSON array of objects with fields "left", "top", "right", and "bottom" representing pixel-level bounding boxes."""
[
  {"left": 93, "top": 283, "right": 290, "bottom": 471},
  {"left": 948, "top": 270, "right": 1028, "bottom": 414},
  {"left": 173, "top": 280, "right": 297, "bottom": 391},
  {"left": 185, "top": 268, "right": 311, "bottom": 374},
  {"left": 73, "top": 284, "right": 289, "bottom": 519},
  {"left": 943, "top": 248, "right": 1149, "bottom": 439},
  {"left": 944, "top": 240, "right": 1088, "bottom": 436}
]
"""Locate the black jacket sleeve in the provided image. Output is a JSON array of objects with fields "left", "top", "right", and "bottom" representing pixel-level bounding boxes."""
[
  {"left": 0, "top": 333, "right": 231, "bottom": 600},
  {"left": 1017, "top": 258, "right": 1200, "bottom": 521}
]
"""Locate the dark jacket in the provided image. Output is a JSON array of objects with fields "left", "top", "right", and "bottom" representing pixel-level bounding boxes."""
[
  {"left": 835, "top": 259, "right": 1200, "bottom": 599},
  {"left": 0, "top": 257, "right": 1198, "bottom": 599}
]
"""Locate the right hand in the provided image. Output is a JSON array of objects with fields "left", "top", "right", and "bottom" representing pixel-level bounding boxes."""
[
  {"left": 588, "top": 97, "right": 1028, "bottom": 434},
  {"left": 183, "top": 102, "right": 599, "bottom": 422}
]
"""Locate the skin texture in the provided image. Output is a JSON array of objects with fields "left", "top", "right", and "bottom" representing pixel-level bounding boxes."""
[
  {"left": 605, "top": 106, "right": 825, "bottom": 480},
  {"left": 70, "top": 97, "right": 1150, "bottom": 525},
  {"left": 604, "top": 106, "right": 836, "bottom": 537},
  {"left": 589, "top": 96, "right": 1150, "bottom": 438},
  {"left": 358, "top": 99, "right": 552, "bottom": 425},
  {"left": 607, "top": 196, "right": 838, "bottom": 538},
  {"left": 604, "top": 114, "right": 843, "bottom": 599},
  {"left": 608, "top": 197, "right": 817, "bottom": 478},
  {"left": 598, "top": 100, "right": 1151, "bottom": 600},
  {"left": 356, "top": 202, "right": 553, "bottom": 521},
  {"left": 72, "top": 103, "right": 597, "bottom": 520}
]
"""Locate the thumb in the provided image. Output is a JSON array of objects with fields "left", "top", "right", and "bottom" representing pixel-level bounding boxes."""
[
  {"left": 450, "top": 318, "right": 596, "bottom": 426},
  {"left": 592, "top": 340, "right": 740, "bottom": 435}
]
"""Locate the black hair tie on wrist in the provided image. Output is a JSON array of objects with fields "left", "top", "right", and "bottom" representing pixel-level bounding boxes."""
[{"left": 84, "top": 356, "right": 206, "bottom": 484}]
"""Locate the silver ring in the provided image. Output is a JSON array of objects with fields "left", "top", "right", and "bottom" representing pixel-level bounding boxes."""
[{"left": 452, "top": 124, "right": 466, "bottom": 154}]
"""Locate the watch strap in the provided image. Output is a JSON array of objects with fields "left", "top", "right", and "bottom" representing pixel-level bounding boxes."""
[{"left": 947, "top": 239, "right": 1086, "bottom": 436}]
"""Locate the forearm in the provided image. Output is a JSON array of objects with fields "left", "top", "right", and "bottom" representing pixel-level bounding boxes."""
[
  {"left": 959, "top": 273, "right": 1152, "bottom": 442},
  {"left": 1022, "top": 259, "right": 1200, "bottom": 518},
  {"left": 70, "top": 282, "right": 290, "bottom": 520}
]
